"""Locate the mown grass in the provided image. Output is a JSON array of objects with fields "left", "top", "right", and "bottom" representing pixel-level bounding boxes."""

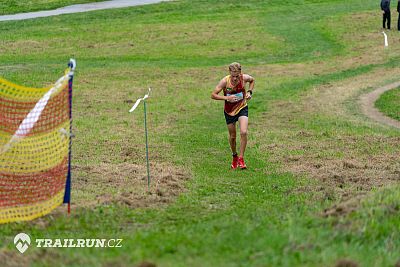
[
  {"left": 0, "top": 0, "right": 104, "bottom": 15},
  {"left": 375, "top": 88, "right": 400, "bottom": 121},
  {"left": 0, "top": 0, "right": 399, "bottom": 266}
]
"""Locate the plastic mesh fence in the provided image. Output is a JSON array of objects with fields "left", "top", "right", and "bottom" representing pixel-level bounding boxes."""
[{"left": 0, "top": 69, "right": 73, "bottom": 223}]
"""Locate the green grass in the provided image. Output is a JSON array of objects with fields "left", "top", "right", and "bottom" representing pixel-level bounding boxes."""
[
  {"left": 0, "top": 0, "right": 104, "bottom": 15},
  {"left": 375, "top": 88, "right": 400, "bottom": 121},
  {"left": 0, "top": 0, "right": 400, "bottom": 266}
]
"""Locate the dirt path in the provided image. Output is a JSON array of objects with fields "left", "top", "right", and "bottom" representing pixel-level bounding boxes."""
[
  {"left": 360, "top": 81, "right": 400, "bottom": 129},
  {"left": 0, "top": 0, "right": 168, "bottom": 21}
]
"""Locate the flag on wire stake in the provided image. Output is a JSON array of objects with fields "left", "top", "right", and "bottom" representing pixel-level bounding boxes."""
[{"left": 129, "top": 88, "right": 152, "bottom": 190}]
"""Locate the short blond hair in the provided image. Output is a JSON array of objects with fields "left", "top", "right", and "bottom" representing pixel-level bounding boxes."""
[{"left": 228, "top": 62, "right": 241, "bottom": 72}]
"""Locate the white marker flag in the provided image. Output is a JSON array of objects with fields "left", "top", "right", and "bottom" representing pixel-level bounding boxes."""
[{"left": 129, "top": 88, "right": 151, "bottom": 113}]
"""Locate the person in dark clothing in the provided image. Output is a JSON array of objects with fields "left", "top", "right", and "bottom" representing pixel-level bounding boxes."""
[
  {"left": 397, "top": 0, "right": 400, "bottom": 30},
  {"left": 381, "top": 0, "right": 391, "bottom": 29}
]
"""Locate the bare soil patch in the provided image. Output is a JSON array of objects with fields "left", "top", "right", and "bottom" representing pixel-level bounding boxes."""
[
  {"left": 0, "top": 249, "right": 29, "bottom": 267},
  {"left": 71, "top": 161, "right": 190, "bottom": 209}
]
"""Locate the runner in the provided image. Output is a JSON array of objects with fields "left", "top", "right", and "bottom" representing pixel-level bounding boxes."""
[{"left": 211, "top": 62, "right": 255, "bottom": 169}]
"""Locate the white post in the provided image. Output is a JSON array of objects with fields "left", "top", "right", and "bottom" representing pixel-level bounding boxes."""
[{"left": 382, "top": 31, "right": 388, "bottom": 48}]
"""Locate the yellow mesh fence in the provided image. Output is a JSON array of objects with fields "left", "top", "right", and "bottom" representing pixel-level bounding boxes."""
[{"left": 0, "top": 69, "right": 72, "bottom": 223}]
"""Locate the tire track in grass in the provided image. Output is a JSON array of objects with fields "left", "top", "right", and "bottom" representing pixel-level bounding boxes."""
[{"left": 360, "top": 81, "right": 400, "bottom": 129}]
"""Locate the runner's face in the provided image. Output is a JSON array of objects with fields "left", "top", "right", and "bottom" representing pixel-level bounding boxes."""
[{"left": 230, "top": 70, "right": 241, "bottom": 83}]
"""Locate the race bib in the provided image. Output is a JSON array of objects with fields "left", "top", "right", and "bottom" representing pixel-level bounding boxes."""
[{"left": 227, "top": 92, "right": 243, "bottom": 101}]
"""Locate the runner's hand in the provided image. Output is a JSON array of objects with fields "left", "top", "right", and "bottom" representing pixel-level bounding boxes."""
[
  {"left": 246, "top": 92, "right": 252, "bottom": 100},
  {"left": 226, "top": 95, "right": 238, "bottom": 103}
]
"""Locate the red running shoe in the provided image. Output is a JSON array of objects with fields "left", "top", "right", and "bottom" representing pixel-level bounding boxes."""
[
  {"left": 238, "top": 157, "right": 247, "bottom": 169},
  {"left": 231, "top": 154, "right": 239, "bottom": 169}
]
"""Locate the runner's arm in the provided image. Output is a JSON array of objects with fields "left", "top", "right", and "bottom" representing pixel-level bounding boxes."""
[
  {"left": 211, "top": 78, "right": 237, "bottom": 102},
  {"left": 243, "top": 74, "right": 255, "bottom": 99}
]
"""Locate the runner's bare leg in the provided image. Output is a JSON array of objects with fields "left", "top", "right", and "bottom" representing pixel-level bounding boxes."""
[
  {"left": 227, "top": 123, "right": 237, "bottom": 154},
  {"left": 238, "top": 116, "right": 248, "bottom": 158}
]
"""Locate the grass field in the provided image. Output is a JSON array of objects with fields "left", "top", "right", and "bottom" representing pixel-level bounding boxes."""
[
  {"left": 376, "top": 88, "right": 400, "bottom": 121},
  {"left": 0, "top": 0, "right": 400, "bottom": 266}
]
